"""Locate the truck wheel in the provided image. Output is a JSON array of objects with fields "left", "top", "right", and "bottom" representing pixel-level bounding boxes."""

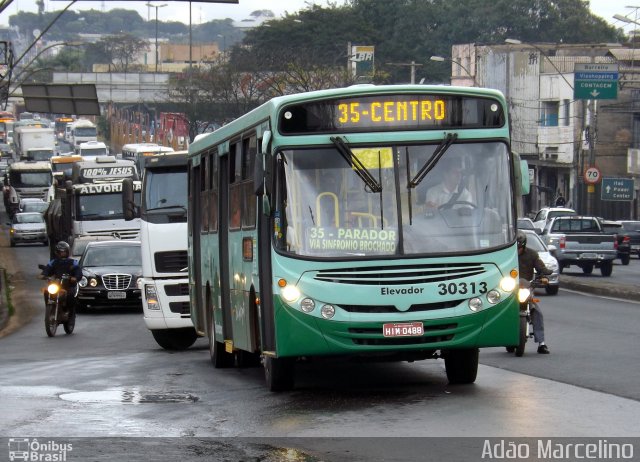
[
  {"left": 444, "top": 348, "right": 479, "bottom": 384},
  {"left": 621, "top": 255, "right": 630, "bottom": 266},
  {"left": 151, "top": 328, "right": 197, "bottom": 350},
  {"left": 600, "top": 261, "right": 613, "bottom": 277},
  {"left": 545, "top": 285, "right": 559, "bottom": 295},
  {"left": 581, "top": 264, "right": 594, "bottom": 275}
]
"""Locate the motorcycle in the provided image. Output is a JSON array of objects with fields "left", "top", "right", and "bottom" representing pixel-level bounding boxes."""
[
  {"left": 39, "top": 264, "right": 77, "bottom": 337},
  {"left": 507, "top": 277, "right": 547, "bottom": 357}
]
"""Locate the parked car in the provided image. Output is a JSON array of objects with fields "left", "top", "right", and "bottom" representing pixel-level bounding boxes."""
[
  {"left": 599, "top": 220, "right": 631, "bottom": 265},
  {"left": 70, "top": 235, "right": 118, "bottom": 261},
  {"left": 77, "top": 240, "right": 142, "bottom": 310},
  {"left": 618, "top": 220, "right": 640, "bottom": 259},
  {"left": 532, "top": 207, "right": 576, "bottom": 232},
  {"left": 7, "top": 212, "right": 48, "bottom": 247},
  {"left": 20, "top": 198, "right": 48, "bottom": 215},
  {"left": 522, "top": 229, "right": 560, "bottom": 295}
]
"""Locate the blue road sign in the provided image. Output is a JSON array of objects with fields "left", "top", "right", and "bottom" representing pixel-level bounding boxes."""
[{"left": 601, "top": 177, "right": 634, "bottom": 201}]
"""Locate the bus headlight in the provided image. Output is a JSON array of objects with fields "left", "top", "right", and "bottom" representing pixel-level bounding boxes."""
[
  {"left": 468, "top": 297, "right": 483, "bottom": 312},
  {"left": 320, "top": 304, "right": 335, "bottom": 319},
  {"left": 281, "top": 285, "right": 300, "bottom": 303},
  {"left": 487, "top": 290, "right": 501, "bottom": 304},
  {"left": 300, "top": 298, "right": 315, "bottom": 313},
  {"left": 145, "top": 285, "right": 160, "bottom": 310},
  {"left": 500, "top": 277, "right": 517, "bottom": 292}
]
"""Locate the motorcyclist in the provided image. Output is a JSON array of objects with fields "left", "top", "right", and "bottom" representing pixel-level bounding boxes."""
[
  {"left": 517, "top": 231, "right": 552, "bottom": 354},
  {"left": 41, "top": 241, "right": 82, "bottom": 313}
]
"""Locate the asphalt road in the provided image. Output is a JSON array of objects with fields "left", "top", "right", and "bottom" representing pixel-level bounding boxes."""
[{"left": 1, "top": 211, "right": 640, "bottom": 461}]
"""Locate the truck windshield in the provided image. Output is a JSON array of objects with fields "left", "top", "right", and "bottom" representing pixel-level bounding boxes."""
[
  {"left": 273, "top": 141, "right": 514, "bottom": 258},
  {"left": 142, "top": 167, "right": 188, "bottom": 223},
  {"left": 27, "top": 150, "right": 53, "bottom": 161},
  {"left": 81, "top": 147, "right": 107, "bottom": 157},
  {"left": 9, "top": 171, "right": 51, "bottom": 187},
  {"left": 74, "top": 127, "right": 96, "bottom": 137}
]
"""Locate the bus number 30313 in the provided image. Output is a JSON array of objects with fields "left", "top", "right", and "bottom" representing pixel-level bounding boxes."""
[{"left": 437, "top": 281, "right": 488, "bottom": 296}]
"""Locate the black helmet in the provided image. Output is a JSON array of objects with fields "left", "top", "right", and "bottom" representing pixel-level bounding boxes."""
[
  {"left": 55, "top": 241, "right": 70, "bottom": 258},
  {"left": 516, "top": 231, "right": 527, "bottom": 249}
]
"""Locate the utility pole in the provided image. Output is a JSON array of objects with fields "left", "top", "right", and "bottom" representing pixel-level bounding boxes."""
[{"left": 386, "top": 61, "right": 423, "bottom": 84}]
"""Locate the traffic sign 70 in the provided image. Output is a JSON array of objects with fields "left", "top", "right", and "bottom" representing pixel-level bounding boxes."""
[{"left": 584, "top": 166, "right": 601, "bottom": 184}]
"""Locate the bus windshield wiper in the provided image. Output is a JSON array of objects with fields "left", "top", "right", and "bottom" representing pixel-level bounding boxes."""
[
  {"left": 408, "top": 133, "right": 458, "bottom": 188},
  {"left": 330, "top": 136, "right": 382, "bottom": 193}
]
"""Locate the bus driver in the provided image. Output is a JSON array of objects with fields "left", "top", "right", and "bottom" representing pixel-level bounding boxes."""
[{"left": 425, "top": 157, "right": 472, "bottom": 210}]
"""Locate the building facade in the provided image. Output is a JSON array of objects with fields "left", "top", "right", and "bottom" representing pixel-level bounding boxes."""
[{"left": 451, "top": 42, "right": 639, "bottom": 219}]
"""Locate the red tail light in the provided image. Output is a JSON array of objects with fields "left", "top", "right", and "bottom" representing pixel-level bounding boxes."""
[
  {"left": 614, "top": 235, "right": 618, "bottom": 250},
  {"left": 559, "top": 235, "right": 566, "bottom": 249},
  {"left": 623, "top": 235, "right": 630, "bottom": 243}
]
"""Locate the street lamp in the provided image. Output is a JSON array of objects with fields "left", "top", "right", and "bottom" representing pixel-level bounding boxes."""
[
  {"left": 146, "top": 2, "right": 167, "bottom": 73},
  {"left": 430, "top": 55, "right": 475, "bottom": 85}
]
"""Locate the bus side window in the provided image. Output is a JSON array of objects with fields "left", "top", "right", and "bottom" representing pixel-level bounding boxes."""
[{"left": 229, "top": 141, "right": 242, "bottom": 230}]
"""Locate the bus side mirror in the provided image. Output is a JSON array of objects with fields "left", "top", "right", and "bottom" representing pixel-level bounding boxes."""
[{"left": 122, "top": 178, "right": 138, "bottom": 221}]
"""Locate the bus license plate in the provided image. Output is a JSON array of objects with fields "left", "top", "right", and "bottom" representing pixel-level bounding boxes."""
[
  {"left": 382, "top": 322, "right": 423, "bottom": 338},
  {"left": 107, "top": 291, "right": 126, "bottom": 300}
]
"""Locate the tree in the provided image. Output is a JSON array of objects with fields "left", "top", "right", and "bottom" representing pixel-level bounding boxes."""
[{"left": 87, "top": 34, "right": 149, "bottom": 73}]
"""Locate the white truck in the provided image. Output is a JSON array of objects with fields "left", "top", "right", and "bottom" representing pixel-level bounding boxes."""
[
  {"left": 122, "top": 151, "right": 196, "bottom": 350},
  {"left": 77, "top": 140, "right": 109, "bottom": 161},
  {"left": 14, "top": 126, "right": 56, "bottom": 161},
  {"left": 4, "top": 160, "right": 53, "bottom": 216},
  {"left": 44, "top": 156, "right": 141, "bottom": 258},
  {"left": 69, "top": 119, "right": 97, "bottom": 149}
]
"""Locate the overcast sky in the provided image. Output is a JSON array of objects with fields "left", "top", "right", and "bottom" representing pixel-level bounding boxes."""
[{"left": 3, "top": 0, "right": 640, "bottom": 31}]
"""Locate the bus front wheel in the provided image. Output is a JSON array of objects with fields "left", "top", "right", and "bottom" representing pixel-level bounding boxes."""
[
  {"left": 443, "top": 348, "right": 479, "bottom": 384},
  {"left": 264, "top": 356, "right": 295, "bottom": 392}
]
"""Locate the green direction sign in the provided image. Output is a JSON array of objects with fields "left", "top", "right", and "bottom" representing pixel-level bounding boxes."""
[
  {"left": 601, "top": 177, "right": 634, "bottom": 201},
  {"left": 574, "top": 63, "right": 618, "bottom": 100}
]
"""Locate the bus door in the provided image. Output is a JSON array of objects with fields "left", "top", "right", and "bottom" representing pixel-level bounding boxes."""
[
  {"left": 218, "top": 153, "right": 234, "bottom": 345},
  {"left": 189, "top": 161, "right": 204, "bottom": 333}
]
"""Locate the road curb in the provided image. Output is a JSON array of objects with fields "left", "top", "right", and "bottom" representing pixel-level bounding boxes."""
[
  {"left": 0, "top": 267, "right": 8, "bottom": 332},
  {"left": 559, "top": 275, "right": 640, "bottom": 302}
]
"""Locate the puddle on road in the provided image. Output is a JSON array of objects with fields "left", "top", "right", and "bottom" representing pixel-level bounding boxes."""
[{"left": 59, "top": 389, "right": 198, "bottom": 404}]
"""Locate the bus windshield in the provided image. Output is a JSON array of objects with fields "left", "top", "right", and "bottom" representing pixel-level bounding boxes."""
[
  {"left": 77, "top": 192, "right": 141, "bottom": 220},
  {"left": 274, "top": 141, "right": 514, "bottom": 257}
]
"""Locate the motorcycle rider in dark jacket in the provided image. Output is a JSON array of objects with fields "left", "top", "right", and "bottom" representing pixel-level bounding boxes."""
[
  {"left": 41, "top": 241, "right": 82, "bottom": 313},
  {"left": 517, "top": 231, "right": 552, "bottom": 354}
]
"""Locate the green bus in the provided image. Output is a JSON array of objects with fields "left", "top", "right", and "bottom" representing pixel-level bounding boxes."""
[{"left": 188, "top": 85, "right": 529, "bottom": 391}]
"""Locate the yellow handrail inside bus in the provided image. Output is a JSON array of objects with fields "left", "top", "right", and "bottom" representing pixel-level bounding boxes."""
[{"left": 316, "top": 192, "right": 339, "bottom": 227}]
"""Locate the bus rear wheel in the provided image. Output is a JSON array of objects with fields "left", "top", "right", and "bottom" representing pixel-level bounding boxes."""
[
  {"left": 264, "top": 356, "right": 295, "bottom": 392},
  {"left": 209, "top": 327, "right": 233, "bottom": 368},
  {"left": 443, "top": 348, "right": 478, "bottom": 384}
]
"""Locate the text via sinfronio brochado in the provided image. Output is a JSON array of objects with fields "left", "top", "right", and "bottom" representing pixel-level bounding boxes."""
[{"left": 481, "top": 439, "right": 634, "bottom": 459}]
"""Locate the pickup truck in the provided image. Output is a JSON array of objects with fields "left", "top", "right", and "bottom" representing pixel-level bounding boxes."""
[
  {"left": 540, "top": 216, "right": 617, "bottom": 277},
  {"left": 599, "top": 220, "right": 631, "bottom": 266}
]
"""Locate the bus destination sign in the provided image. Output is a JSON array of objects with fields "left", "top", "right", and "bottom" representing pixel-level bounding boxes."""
[{"left": 279, "top": 94, "right": 505, "bottom": 134}]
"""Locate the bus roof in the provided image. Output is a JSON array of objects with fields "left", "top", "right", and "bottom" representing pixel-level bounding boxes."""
[
  {"left": 122, "top": 143, "right": 174, "bottom": 153},
  {"left": 188, "top": 84, "right": 508, "bottom": 155},
  {"left": 8, "top": 160, "right": 52, "bottom": 171},
  {"left": 51, "top": 154, "right": 82, "bottom": 164}
]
